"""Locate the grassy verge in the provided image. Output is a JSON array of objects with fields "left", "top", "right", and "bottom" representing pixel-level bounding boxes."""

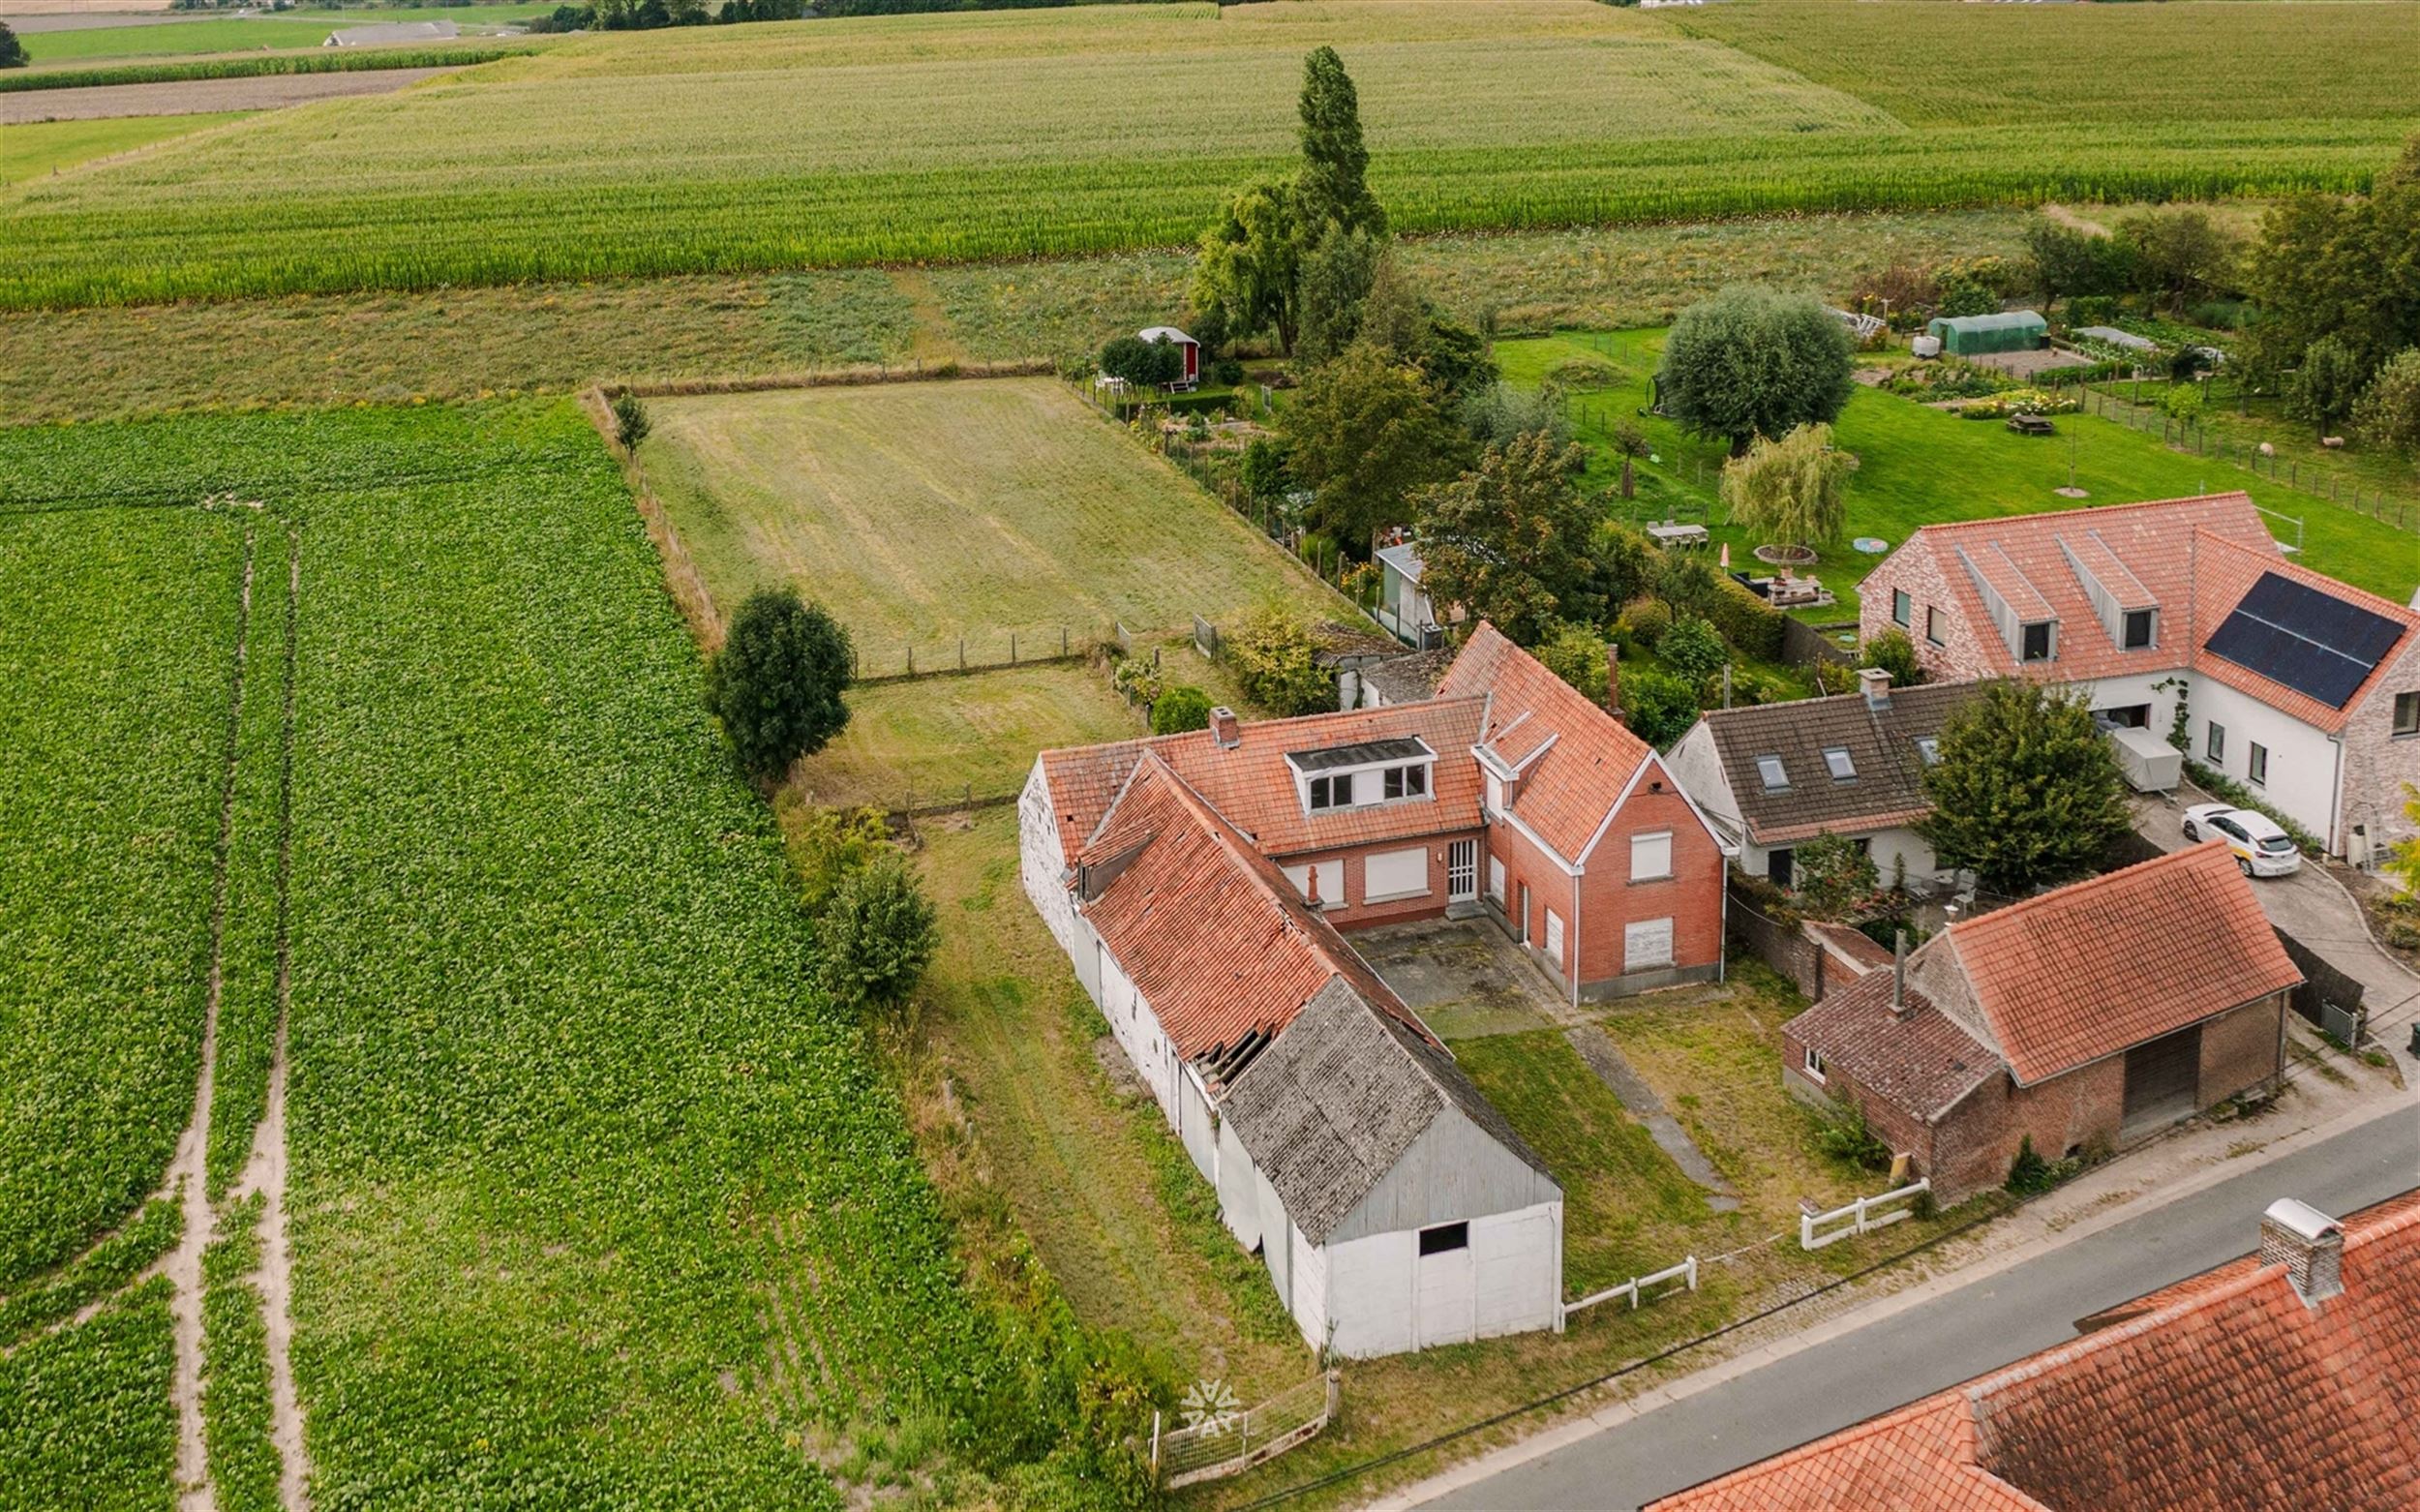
[{"left": 904, "top": 809, "right": 1309, "bottom": 1404}]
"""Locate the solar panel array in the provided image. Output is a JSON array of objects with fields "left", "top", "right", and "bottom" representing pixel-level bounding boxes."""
[{"left": 2202, "top": 572, "right": 2405, "bottom": 709}]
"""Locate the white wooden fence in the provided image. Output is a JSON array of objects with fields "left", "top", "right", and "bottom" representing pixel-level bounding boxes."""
[
  {"left": 1800, "top": 1179, "right": 1929, "bottom": 1251},
  {"left": 1558, "top": 1255, "right": 1699, "bottom": 1327},
  {"left": 1152, "top": 1372, "right": 1338, "bottom": 1490}
]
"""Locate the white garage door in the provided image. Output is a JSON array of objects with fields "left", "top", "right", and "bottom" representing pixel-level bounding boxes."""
[
  {"left": 1472, "top": 1212, "right": 1554, "bottom": 1338},
  {"left": 1414, "top": 1222, "right": 1475, "bottom": 1349}
]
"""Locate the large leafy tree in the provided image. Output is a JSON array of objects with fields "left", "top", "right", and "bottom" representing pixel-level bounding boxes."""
[
  {"left": 2242, "top": 164, "right": 2420, "bottom": 383},
  {"left": 1411, "top": 433, "right": 1599, "bottom": 647},
  {"left": 1919, "top": 680, "right": 2133, "bottom": 896},
  {"left": 1280, "top": 340, "right": 1465, "bottom": 550},
  {"left": 1719, "top": 421, "right": 1859, "bottom": 554},
  {"left": 1655, "top": 287, "right": 1857, "bottom": 455},
  {"left": 2286, "top": 335, "right": 2371, "bottom": 440},
  {"left": 1292, "top": 45, "right": 1384, "bottom": 239},
  {"left": 704, "top": 587, "right": 854, "bottom": 782},
  {"left": 2024, "top": 217, "right": 2134, "bottom": 306},
  {"left": 0, "top": 23, "right": 26, "bottom": 70},
  {"left": 1294, "top": 223, "right": 1382, "bottom": 365},
  {"left": 1190, "top": 178, "right": 1302, "bottom": 352},
  {"left": 2115, "top": 206, "right": 2242, "bottom": 313},
  {"left": 2354, "top": 347, "right": 2420, "bottom": 452}
]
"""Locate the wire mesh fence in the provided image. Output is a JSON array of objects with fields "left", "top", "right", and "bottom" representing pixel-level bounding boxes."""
[{"left": 1153, "top": 1373, "right": 1339, "bottom": 1490}]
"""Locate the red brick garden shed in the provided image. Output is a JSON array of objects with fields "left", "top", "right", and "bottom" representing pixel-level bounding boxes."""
[{"left": 1782, "top": 844, "right": 2301, "bottom": 1204}]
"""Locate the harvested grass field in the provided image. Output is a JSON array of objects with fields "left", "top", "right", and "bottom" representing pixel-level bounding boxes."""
[
  {"left": 2, "top": 0, "right": 2405, "bottom": 307},
  {"left": 0, "top": 110, "right": 251, "bottom": 185},
  {"left": 642, "top": 377, "right": 1343, "bottom": 664},
  {"left": 0, "top": 68, "right": 455, "bottom": 125}
]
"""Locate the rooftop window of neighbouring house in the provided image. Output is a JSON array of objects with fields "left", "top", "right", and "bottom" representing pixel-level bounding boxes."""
[
  {"left": 1823, "top": 747, "right": 1857, "bottom": 781},
  {"left": 1756, "top": 755, "right": 1789, "bottom": 792}
]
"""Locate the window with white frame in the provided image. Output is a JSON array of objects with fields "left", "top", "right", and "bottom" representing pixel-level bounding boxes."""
[
  {"left": 1308, "top": 772, "right": 1352, "bottom": 811},
  {"left": 2206, "top": 721, "right": 2225, "bottom": 763},
  {"left": 1803, "top": 1044, "right": 1827, "bottom": 1082},
  {"left": 2249, "top": 741, "right": 2268, "bottom": 787},
  {"left": 2122, "top": 608, "right": 2157, "bottom": 650},
  {"left": 1382, "top": 763, "right": 1428, "bottom": 801},
  {"left": 1630, "top": 830, "right": 1674, "bottom": 882},
  {"left": 1892, "top": 589, "right": 1911, "bottom": 627},
  {"left": 2397, "top": 691, "right": 2420, "bottom": 737}
]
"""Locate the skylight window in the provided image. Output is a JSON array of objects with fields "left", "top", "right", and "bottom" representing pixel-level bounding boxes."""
[
  {"left": 1756, "top": 755, "right": 1789, "bottom": 792},
  {"left": 1823, "top": 747, "right": 1856, "bottom": 781},
  {"left": 1915, "top": 737, "right": 1941, "bottom": 766}
]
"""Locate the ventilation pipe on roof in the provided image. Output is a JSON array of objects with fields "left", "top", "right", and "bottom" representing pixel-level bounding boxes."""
[
  {"left": 1891, "top": 930, "right": 1910, "bottom": 1018},
  {"left": 1209, "top": 706, "right": 1241, "bottom": 749},
  {"left": 2260, "top": 1198, "right": 2344, "bottom": 1309},
  {"left": 1860, "top": 667, "right": 1891, "bottom": 711}
]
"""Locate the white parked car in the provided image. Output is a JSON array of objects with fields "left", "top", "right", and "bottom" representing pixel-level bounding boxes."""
[{"left": 2181, "top": 803, "right": 2302, "bottom": 877}]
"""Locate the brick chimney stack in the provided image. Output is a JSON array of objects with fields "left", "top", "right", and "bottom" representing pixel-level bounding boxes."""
[
  {"left": 1209, "top": 706, "right": 1241, "bottom": 749},
  {"left": 1891, "top": 929, "right": 1910, "bottom": 1018},
  {"left": 2259, "top": 1198, "right": 2344, "bottom": 1309},
  {"left": 1860, "top": 667, "right": 1891, "bottom": 711}
]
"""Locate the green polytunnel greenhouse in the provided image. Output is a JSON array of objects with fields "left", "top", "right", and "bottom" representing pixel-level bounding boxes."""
[{"left": 1926, "top": 310, "right": 2048, "bottom": 356}]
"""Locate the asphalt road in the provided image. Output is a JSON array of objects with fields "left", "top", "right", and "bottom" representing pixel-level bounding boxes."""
[{"left": 1424, "top": 1096, "right": 2420, "bottom": 1511}]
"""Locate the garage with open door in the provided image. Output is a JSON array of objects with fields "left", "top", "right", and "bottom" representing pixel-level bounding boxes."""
[{"left": 2123, "top": 1023, "right": 2202, "bottom": 1136}]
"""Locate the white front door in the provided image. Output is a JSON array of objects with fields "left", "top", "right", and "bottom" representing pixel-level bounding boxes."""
[
  {"left": 1447, "top": 840, "right": 1478, "bottom": 901},
  {"left": 1414, "top": 1223, "right": 1475, "bottom": 1348}
]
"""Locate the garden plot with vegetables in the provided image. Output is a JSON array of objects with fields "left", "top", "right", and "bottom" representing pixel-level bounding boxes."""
[{"left": 0, "top": 403, "right": 1153, "bottom": 1508}]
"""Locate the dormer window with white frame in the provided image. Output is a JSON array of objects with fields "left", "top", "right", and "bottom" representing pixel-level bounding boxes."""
[
  {"left": 2020, "top": 620, "right": 2055, "bottom": 663},
  {"left": 2122, "top": 607, "right": 2157, "bottom": 650},
  {"left": 1287, "top": 736, "right": 1437, "bottom": 817}
]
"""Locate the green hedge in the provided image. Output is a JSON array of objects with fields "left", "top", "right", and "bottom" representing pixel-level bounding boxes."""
[
  {"left": 1708, "top": 571, "right": 1786, "bottom": 662},
  {"left": 0, "top": 45, "right": 538, "bottom": 94}
]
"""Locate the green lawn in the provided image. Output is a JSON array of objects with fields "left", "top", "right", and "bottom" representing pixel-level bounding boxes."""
[
  {"left": 1453, "top": 1029, "right": 1709, "bottom": 1293},
  {"left": 1500, "top": 331, "right": 2420, "bottom": 620},
  {"left": 0, "top": 114, "right": 253, "bottom": 190}
]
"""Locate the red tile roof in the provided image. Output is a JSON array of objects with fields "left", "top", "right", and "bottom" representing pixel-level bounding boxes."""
[
  {"left": 1437, "top": 622, "right": 1652, "bottom": 863},
  {"left": 1038, "top": 699, "right": 1487, "bottom": 869},
  {"left": 2188, "top": 529, "right": 2420, "bottom": 734},
  {"left": 1923, "top": 843, "right": 2301, "bottom": 1086},
  {"left": 1074, "top": 756, "right": 1429, "bottom": 1066},
  {"left": 1784, "top": 970, "right": 2005, "bottom": 1123},
  {"left": 1892, "top": 494, "right": 2419, "bottom": 733},
  {"left": 1651, "top": 1194, "right": 2420, "bottom": 1511}
]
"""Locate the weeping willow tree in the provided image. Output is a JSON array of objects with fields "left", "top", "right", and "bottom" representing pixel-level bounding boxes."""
[{"left": 1719, "top": 422, "right": 1859, "bottom": 558}]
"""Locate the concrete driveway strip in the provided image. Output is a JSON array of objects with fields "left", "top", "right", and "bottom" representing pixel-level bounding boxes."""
[{"left": 1416, "top": 1097, "right": 2420, "bottom": 1512}]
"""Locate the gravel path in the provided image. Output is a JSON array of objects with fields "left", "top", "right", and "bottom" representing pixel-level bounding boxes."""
[{"left": 3, "top": 66, "right": 456, "bottom": 124}]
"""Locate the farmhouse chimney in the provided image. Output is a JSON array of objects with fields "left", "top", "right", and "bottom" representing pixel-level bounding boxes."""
[
  {"left": 1860, "top": 667, "right": 1891, "bottom": 711},
  {"left": 2259, "top": 1198, "right": 2344, "bottom": 1309},
  {"left": 1209, "top": 706, "right": 1241, "bottom": 749},
  {"left": 1606, "top": 644, "right": 1622, "bottom": 721},
  {"left": 1891, "top": 930, "right": 1910, "bottom": 1018}
]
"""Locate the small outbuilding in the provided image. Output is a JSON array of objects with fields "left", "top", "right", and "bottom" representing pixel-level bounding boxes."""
[
  {"left": 1926, "top": 310, "right": 2047, "bottom": 357},
  {"left": 1782, "top": 843, "right": 2299, "bottom": 1204},
  {"left": 1135, "top": 325, "right": 1199, "bottom": 391},
  {"left": 1373, "top": 542, "right": 1444, "bottom": 650}
]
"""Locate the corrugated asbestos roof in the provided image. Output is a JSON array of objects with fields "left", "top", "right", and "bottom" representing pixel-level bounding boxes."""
[{"left": 1216, "top": 977, "right": 1557, "bottom": 1246}]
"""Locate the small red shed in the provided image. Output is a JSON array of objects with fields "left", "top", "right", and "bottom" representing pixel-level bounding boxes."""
[{"left": 1137, "top": 325, "right": 1199, "bottom": 391}]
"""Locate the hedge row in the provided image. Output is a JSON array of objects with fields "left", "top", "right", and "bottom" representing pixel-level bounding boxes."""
[{"left": 0, "top": 45, "right": 537, "bottom": 94}]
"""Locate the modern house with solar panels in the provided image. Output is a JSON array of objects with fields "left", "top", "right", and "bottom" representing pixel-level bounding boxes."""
[{"left": 1858, "top": 494, "right": 2420, "bottom": 864}]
